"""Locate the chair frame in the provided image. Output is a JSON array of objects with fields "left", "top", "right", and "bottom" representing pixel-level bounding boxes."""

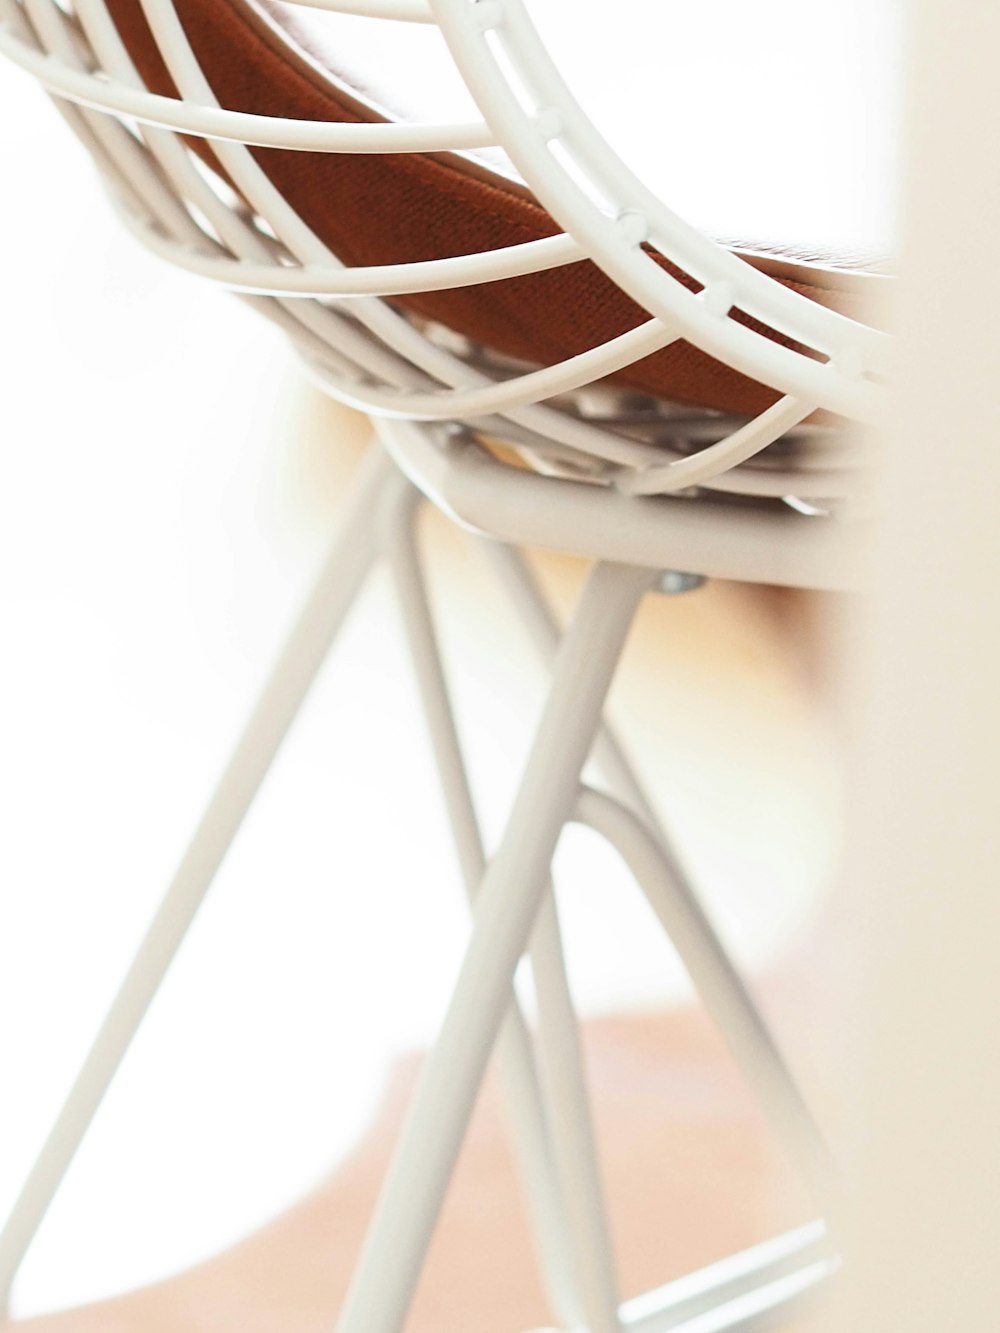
[
  {"left": 0, "top": 0, "right": 883, "bottom": 1328},
  {"left": 0, "top": 446, "right": 839, "bottom": 1333}
]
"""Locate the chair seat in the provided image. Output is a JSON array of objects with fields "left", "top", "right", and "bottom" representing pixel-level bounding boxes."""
[{"left": 107, "top": 0, "right": 898, "bottom": 417}]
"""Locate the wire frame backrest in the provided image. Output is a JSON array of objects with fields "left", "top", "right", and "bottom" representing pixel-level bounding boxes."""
[{"left": 0, "top": 0, "right": 886, "bottom": 503}]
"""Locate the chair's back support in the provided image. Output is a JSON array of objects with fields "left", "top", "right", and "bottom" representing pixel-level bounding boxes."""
[{"left": 0, "top": 0, "right": 886, "bottom": 516}]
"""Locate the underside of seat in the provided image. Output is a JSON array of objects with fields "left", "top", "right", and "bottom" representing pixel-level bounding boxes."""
[{"left": 105, "top": 0, "right": 880, "bottom": 418}]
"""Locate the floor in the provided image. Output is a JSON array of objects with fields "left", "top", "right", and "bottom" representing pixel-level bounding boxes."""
[
  {"left": 11, "top": 1006, "right": 828, "bottom": 1333},
  {"left": 1, "top": 67, "right": 844, "bottom": 1333}
]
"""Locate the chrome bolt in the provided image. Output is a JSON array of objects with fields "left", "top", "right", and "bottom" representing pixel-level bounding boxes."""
[{"left": 657, "top": 569, "right": 705, "bottom": 595}]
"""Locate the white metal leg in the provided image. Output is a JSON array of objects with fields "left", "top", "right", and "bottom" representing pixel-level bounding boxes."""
[
  {"left": 477, "top": 536, "right": 834, "bottom": 1324},
  {"left": 390, "top": 505, "right": 623, "bottom": 1330},
  {"left": 0, "top": 443, "right": 406, "bottom": 1315},
  {"left": 474, "top": 536, "right": 671, "bottom": 828},
  {"left": 573, "top": 787, "right": 835, "bottom": 1213},
  {"left": 385, "top": 504, "right": 582, "bottom": 1328},
  {"left": 365, "top": 525, "right": 829, "bottom": 1332},
  {"left": 334, "top": 560, "right": 655, "bottom": 1333},
  {"left": 528, "top": 892, "right": 623, "bottom": 1333},
  {"left": 479, "top": 536, "right": 832, "bottom": 1194}
]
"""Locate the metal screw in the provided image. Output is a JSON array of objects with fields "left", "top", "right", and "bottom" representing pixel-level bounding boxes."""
[{"left": 657, "top": 569, "right": 705, "bottom": 595}]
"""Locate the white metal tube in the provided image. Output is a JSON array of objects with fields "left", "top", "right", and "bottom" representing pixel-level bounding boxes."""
[
  {"left": 68, "top": 0, "right": 380, "bottom": 402},
  {"left": 529, "top": 892, "right": 623, "bottom": 1332},
  {"left": 306, "top": 349, "right": 674, "bottom": 470},
  {"left": 477, "top": 538, "right": 836, "bottom": 1255},
  {"left": 322, "top": 319, "right": 679, "bottom": 420},
  {"left": 69, "top": 0, "right": 447, "bottom": 401},
  {"left": 286, "top": 0, "right": 433, "bottom": 20},
  {"left": 377, "top": 417, "right": 871, "bottom": 592},
  {"left": 482, "top": 536, "right": 815, "bottom": 1333},
  {"left": 333, "top": 560, "right": 654, "bottom": 1333},
  {"left": 112, "top": 204, "right": 586, "bottom": 298},
  {"left": 0, "top": 445, "right": 404, "bottom": 1312},
  {"left": 15, "top": 0, "right": 208, "bottom": 249},
  {"left": 573, "top": 787, "right": 836, "bottom": 1214},
  {"left": 476, "top": 535, "right": 826, "bottom": 1332},
  {"left": 473, "top": 536, "right": 661, "bottom": 829},
  {"left": 0, "top": 23, "right": 494, "bottom": 151},
  {"left": 429, "top": 0, "right": 888, "bottom": 416},
  {"left": 629, "top": 1259, "right": 832, "bottom": 1333},
  {"left": 617, "top": 396, "right": 819, "bottom": 497},
  {"left": 385, "top": 507, "right": 582, "bottom": 1328},
  {"left": 620, "top": 1222, "right": 830, "bottom": 1333}
]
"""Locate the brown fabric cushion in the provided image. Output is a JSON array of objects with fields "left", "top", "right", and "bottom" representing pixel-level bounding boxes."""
[{"left": 105, "top": 0, "right": 875, "bottom": 417}]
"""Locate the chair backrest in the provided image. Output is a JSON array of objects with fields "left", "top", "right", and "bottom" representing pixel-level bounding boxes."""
[{"left": 0, "top": 0, "right": 887, "bottom": 508}]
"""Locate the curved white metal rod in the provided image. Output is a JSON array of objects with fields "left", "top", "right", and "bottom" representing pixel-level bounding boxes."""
[
  {"left": 429, "top": 0, "right": 887, "bottom": 421},
  {"left": 298, "top": 345, "right": 857, "bottom": 501},
  {"left": 298, "top": 311, "right": 851, "bottom": 492},
  {"left": 0, "top": 21, "right": 494, "bottom": 151},
  {"left": 113, "top": 202, "right": 585, "bottom": 296},
  {"left": 299, "top": 349, "right": 681, "bottom": 471},
  {"left": 470, "top": 0, "right": 890, "bottom": 374},
  {"left": 291, "top": 301, "right": 866, "bottom": 493},
  {"left": 313, "top": 303, "right": 677, "bottom": 466},
  {"left": 286, "top": 0, "right": 433, "bottom": 20},
  {"left": 620, "top": 1224, "right": 833, "bottom": 1333},
  {"left": 571, "top": 785, "right": 837, "bottom": 1211},
  {"left": 114, "top": 199, "right": 592, "bottom": 294},
  {"left": 617, "top": 395, "right": 820, "bottom": 496},
  {"left": 307, "top": 319, "right": 680, "bottom": 420}
]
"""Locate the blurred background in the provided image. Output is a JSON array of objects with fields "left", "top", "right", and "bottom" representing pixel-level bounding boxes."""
[{"left": 0, "top": 53, "right": 843, "bottom": 1331}]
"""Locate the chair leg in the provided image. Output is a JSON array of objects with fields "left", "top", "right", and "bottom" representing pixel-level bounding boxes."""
[
  {"left": 574, "top": 787, "right": 836, "bottom": 1216},
  {"left": 334, "top": 559, "right": 655, "bottom": 1333},
  {"left": 385, "top": 509, "right": 582, "bottom": 1328},
  {"left": 528, "top": 892, "right": 623, "bottom": 1333},
  {"left": 472, "top": 536, "right": 667, "bottom": 828},
  {"left": 477, "top": 540, "right": 834, "bottom": 1196},
  {"left": 381, "top": 525, "right": 830, "bottom": 1333},
  {"left": 0, "top": 443, "right": 409, "bottom": 1316},
  {"left": 475, "top": 537, "right": 837, "bottom": 1324}
]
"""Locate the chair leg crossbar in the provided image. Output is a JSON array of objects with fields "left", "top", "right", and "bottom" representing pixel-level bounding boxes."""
[{"left": 0, "top": 442, "right": 835, "bottom": 1332}]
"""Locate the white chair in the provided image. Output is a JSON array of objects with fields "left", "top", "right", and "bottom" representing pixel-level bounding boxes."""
[{"left": 0, "top": 1, "right": 892, "bottom": 1328}]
